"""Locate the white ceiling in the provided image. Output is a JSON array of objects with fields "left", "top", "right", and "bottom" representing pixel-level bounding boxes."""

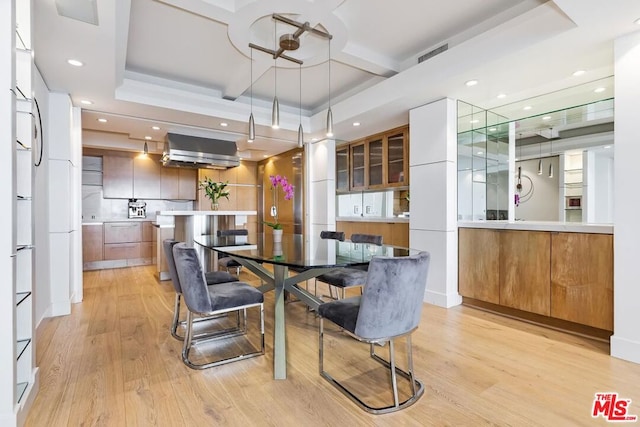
[{"left": 33, "top": 0, "right": 640, "bottom": 158}]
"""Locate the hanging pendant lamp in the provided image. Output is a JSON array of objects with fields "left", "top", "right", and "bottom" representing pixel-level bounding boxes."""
[
  {"left": 143, "top": 141, "right": 148, "bottom": 156},
  {"left": 248, "top": 47, "right": 255, "bottom": 142},
  {"left": 537, "top": 142, "right": 542, "bottom": 175},
  {"left": 326, "top": 37, "right": 334, "bottom": 137},
  {"left": 297, "top": 63, "right": 304, "bottom": 148},
  {"left": 548, "top": 129, "right": 554, "bottom": 178},
  {"left": 271, "top": 21, "right": 280, "bottom": 130}
]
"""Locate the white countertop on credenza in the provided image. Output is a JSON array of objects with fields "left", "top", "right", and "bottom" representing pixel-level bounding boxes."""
[
  {"left": 336, "top": 216, "right": 410, "bottom": 223},
  {"left": 458, "top": 220, "right": 613, "bottom": 234}
]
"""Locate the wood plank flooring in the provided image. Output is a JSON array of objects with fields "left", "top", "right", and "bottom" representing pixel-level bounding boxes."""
[{"left": 25, "top": 266, "right": 640, "bottom": 426}]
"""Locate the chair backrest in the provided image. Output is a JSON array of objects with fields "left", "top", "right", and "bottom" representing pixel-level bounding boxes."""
[
  {"left": 320, "top": 230, "right": 345, "bottom": 241},
  {"left": 354, "top": 252, "right": 430, "bottom": 340},
  {"left": 172, "top": 243, "right": 213, "bottom": 313},
  {"left": 163, "top": 239, "right": 183, "bottom": 294},
  {"left": 351, "top": 233, "right": 383, "bottom": 245},
  {"left": 217, "top": 229, "right": 249, "bottom": 237}
]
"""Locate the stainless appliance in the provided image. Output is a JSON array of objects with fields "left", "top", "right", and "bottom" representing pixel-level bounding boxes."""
[
  {"left": 161, "top": 133, "right": 240, "bottom": 169},
  {"left": 128, "top": 199, "right": 147, "bottom": 218}
]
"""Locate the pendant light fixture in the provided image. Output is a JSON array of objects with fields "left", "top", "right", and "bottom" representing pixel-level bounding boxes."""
[
  {"left": 248, "top": 47, "right": 255, "bottom": 143},
  {"left": 271, "top": 20, "right": 280, "bottom": 130},
  {"left": 548, "top": 128, "right": 554, "bottom": 178},
  {"left": 537, "top": 141, "right": 542, "bottom": 175},
  {"left": 143, "top": 141, "right": 148, "bottom": 156},
  {"left": 297, "top": 63, "right": 304, "bottom": 148},
  {"left": 326, "top": 37, "right": 334, "bottom": 138}
]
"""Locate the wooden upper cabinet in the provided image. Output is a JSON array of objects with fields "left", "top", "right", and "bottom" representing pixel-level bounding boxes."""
[
  {"left": 499, "top": 230, "right": 551, "bottom": 316},
  {"left": 341, "top": 126, "right": 409, "bottom": 191},
  {"left": 350, "top": 142, "right": 366, "bottom": 190},
  {"left": 550, "top": 233, "right": 613, "bottom": 330},
  {"left": 103, "top": 155, "right": 133, "bottom": 198},
  {"left": 367, "top": 137, "right": 384, "bottom": 188},
  {"left": 133, "top": 155, "right": 162, "bottom": 199},
  {"left": 336, "top": 146, "right": 349, "bottom": 192},
  {"left": 161, "top": 167, "right": 197, "bottom": 200},
  {"left": 178, "top": 168, "right": 197, "bottom": 200},
  {"left": 386, "top": 129, "right": 408, "bottom": 187}
]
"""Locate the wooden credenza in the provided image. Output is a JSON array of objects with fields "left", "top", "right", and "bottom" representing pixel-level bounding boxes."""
[{"left": 458, "top": 227, "right": 613, "bottom": 335}]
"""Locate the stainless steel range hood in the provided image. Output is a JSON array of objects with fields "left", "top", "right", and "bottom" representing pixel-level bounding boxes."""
[{"left": 161, "top": 133, "right": 240, "bottom": 169}]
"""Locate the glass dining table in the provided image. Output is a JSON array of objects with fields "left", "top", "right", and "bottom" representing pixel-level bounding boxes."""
[{"left": 194, "top": 232, "right": 416, "bottom": 380}]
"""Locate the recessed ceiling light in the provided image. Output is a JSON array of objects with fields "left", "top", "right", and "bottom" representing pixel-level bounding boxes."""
[
  {"left": 470, "top": 119, "right": 479, "bottom": 124},
  {"left": 523, "top": 106, "right": 532, "bottom": 111},
  {"left": 465, "top": 79, "right": 478, "bottom": 87},
  {"left": 489, "top": 127, "right": 497, "bottom": 132},
  {"left": 144, "top": 136, "right": 152, "bottom": 140},
  {"left": 151, "top": 126, "right": 160, "bottom": 130},
  {"left": 477, "top": 151, "right": 483, "bottom": 155},
  {"left": 97, "top": 118, "right": 107, "bottom": 123},
  {"left": 80, "top": 100, "right": 93, "bottom": 105},
  {"left": 572, "top": 70, "right": 586, "bottom": 76},
  {"left": 515, "top": 158, "right": 519, "bottom": 161},
  {"left": 353, "top": 122, "right": 360, "bottom": 126},
  {"left": 497, "top": 93, "right": 506, "bottom": 99},
  {"left": 220, "top": 122, "right": 228, "bottom": 127},
  {"left": 311, "top": 138, "right": 318, "bottom": 142},
  {"left": 67, "top": 59, "right": 83, "bottom": 67},
  {"left": 542, "top": 116, "right": 552, "bottom": 120},
  {"left": 594, "top": 87, "right": 606, "bottom": 93},
  {"left": 263, "top": 154, "right": 269, "bottom": 158},
  {"left": 604, "top": 145, "right": 611, "bottom": 149}
]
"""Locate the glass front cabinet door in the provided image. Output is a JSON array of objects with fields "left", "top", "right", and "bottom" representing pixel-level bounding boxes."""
[
  {"left": 350, "top": 142, "right": 366, "bottom": 190},
  {"left": 385, "top": 129, "right": 408, "bottom": 187},
  {"left": 336, "top": 146, "right": 349, "bottom": 192}
]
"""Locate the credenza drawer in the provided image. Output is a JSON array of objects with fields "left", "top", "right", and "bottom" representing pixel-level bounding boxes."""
[
  {"left": 104, "top": 222, "right": 142, "bottom": 244},
  {"left": 104, "top": 243, "right": 141, "bottom": 260}
]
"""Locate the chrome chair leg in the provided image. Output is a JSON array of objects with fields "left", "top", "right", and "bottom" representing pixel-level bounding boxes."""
[
  {"left": 171, "top": 293, "right": 182, "bottom": 340},
  {"left": 172, "top": 292, "right": 246, "bottom": 342}
]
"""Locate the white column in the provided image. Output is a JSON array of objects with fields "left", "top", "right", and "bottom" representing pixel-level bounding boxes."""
[
  {"left": 611, "top": 31, "right": 640, "bottom": 364},
  {"left": 409, "top": 98, "right": 461, "bottom": 307},
  {"left": 306, "top": 138, "right": 336, "bottom": 241}
]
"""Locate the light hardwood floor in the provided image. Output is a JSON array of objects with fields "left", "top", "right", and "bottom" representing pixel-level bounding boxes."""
[{"left": 26, "top": 266, "right": 640, "bottom": 426}]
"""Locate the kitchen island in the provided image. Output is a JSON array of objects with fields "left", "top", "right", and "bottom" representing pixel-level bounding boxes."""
[
  {"left": 458, "top": 220, "right": 613, "bottom": 339},
  {"left": 155, "top": 210, "right": 257, "bottom": 280}
]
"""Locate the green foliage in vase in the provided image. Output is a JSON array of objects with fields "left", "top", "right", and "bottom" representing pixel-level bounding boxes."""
[
  {"left": 263, "top": 221, "right": 283, "bottom": 230},
  {"left": 198, "top": 177, "right": 230, "bottom": 204}
]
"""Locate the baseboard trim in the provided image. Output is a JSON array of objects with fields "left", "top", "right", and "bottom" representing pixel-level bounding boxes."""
[{"left": 611, "top": 335, "right": 640, "bottom": 364}]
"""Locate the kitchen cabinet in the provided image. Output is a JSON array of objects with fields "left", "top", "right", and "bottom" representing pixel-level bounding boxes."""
[
  {"left": 458, "top": 228, "right": 499, "bottom": 304},
  {"left": 551, "top": 233, "right": 613, "bottom": 330},
  {"left": 82, "top": 225, "right": 104, "bottom": 263},
  {"left": 104, "top": 222, "right": 142, "bottom": 244},
  {"left": 104, "top": 243, "right": 141, "bottom": 261},
  {"left": 458, "top": 227, "right": 613, "bottom": 334},
  {"left": 103, "top": 154, "right": 133, "bottom": 198},
  {"left": 499, "top": 230, "right": 551, "bottom": 316},
  {"left": 133, "top": 155, "right": 162, "bottom": 199},
  {"left": 161, "top": 166, "right": 197, "bottom": 200},
  {"left": 336, "top": 146, "right": 349, "bottom": 192},
  {"left": 343, "top": 126, "right": 409, "bottom": 191}
]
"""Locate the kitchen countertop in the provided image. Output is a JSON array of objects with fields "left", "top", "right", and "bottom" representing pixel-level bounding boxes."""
[
  {"left": 156, "top": 210, "right": 257, "bottom": 216},
  {"left": 458, "top": 220, "right": 613, "bottom": 234},
  {"left": 336, "top": 216, "right": 409, "bottom": 223},
  {"left": 82, "top": 217, "right": 155, "bottom": 225}
]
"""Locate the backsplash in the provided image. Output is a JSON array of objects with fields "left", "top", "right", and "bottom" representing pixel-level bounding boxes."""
[{"left": 82, "top": 185, "right": 193, "bottom": 221}]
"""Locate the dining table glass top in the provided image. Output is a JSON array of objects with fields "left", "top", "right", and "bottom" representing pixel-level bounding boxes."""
[{"left": 193, "top": 233, "right": 417, "bottom": 270}]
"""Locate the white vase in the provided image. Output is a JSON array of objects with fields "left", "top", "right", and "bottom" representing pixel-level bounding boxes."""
[{"left": 272, "top": 229, "right": 283, "bottom": 243}]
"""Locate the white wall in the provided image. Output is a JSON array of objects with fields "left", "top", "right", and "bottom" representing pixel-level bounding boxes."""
[
  {"left": 611, "top": 30, "right": 640, "bottom": 364},
  {"left": 514, "top": 157, "right": 560, "bottom": 221},
  {"left": 409, "top": 98, "right": 461, "bottom": 308},
  {"left": 307, "top": 138, "right": 336, "bottom": 241}
]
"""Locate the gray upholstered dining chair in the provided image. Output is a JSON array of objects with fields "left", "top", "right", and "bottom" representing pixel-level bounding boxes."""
[
  {"left": 318, "top": 251, "right": 430, "bottom": 414},
  {"left": 217, "top": 229, "right": 249, "bottom": 276},
  {"left": 172, "top": 242, "right": 265, "bottom": 369},
  {"left": 315, "top": 233, "right": 382, "bottom": 300},
  {"left": 163, "top": 239, "right": 238, "bottom": 341}
]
